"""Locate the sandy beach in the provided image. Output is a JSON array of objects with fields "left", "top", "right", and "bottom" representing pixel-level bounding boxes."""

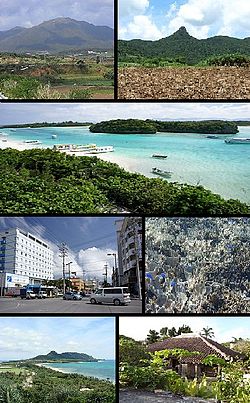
[
  {"left": 35, "top": 363, "right": 67, "bottom": 373},
  {"left": 0, "top": 136, "right": 43, "bottom": 151}
]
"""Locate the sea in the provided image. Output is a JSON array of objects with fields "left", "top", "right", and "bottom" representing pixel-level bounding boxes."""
[
  {"left": 40, "top": 360, "right": 115, "bottom": 382},
  {"left": 3, "top": 125, "right": 250, "bottom": 203}
]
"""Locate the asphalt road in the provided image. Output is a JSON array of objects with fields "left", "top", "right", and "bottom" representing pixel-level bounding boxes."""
[{"left": 0, "top": 297, "right": 142, "bottom": 314}]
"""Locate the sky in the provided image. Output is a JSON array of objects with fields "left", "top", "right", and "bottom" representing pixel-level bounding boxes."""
[
  {"left": 0, "top": 0, "right": 114, "bottom": 31},
  {"left": 0, "top": 103, "right": 250, "bottom": 125},
  {"left": 0, "top": 217, "right": 122, "bottom": 280},
  {"left": 119, "top": 0, "right": 250, "bottom": 40},
  {"left": 0, "top": 317, "right": 115, "bottom": 361},
  {"left": 120, "top": 316, "right": 250, "bottom": 343}
]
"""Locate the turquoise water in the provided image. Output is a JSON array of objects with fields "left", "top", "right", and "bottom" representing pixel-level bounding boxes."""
[
  {"left": 41, "top": 360, "right": 115, "bottom": 381},
  {"left": 3, "top": 125, "right": 250, "bottom": 203}
]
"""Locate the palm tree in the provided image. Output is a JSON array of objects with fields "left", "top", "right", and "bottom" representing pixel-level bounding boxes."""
[
  {"left": 160, "top": 327, "right": 169, "bottom": 339},
  {"left": 146, "top": 329, "right": 160, "bottom": 344},
  {"left": 200, "top": 327, "right": 214, "bottom": 338}
]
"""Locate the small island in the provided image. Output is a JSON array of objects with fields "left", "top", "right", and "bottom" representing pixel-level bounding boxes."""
[
  {"left": 0, "top": 121, "right": 92, "bottom": 129},
  {"left": 89, "top": 119, "right": 239, "bottom": 134},
  {"left": 25, "top": 350, "right": 98, "bottom": 363}
]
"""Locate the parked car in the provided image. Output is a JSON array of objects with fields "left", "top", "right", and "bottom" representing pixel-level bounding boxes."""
[
  {"left": 90, "top": 287, "right": 131, "bottom": 306},
  {"left": 63, "top": 292, "right": 82, "bottom": 300},
  {"left": 37, "top": 291, "right": 47, "bottom": 299}
]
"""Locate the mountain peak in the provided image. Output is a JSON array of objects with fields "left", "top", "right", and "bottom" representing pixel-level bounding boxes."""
[{"left": 171, "top": 26, "right": 191, "bottom": 39}]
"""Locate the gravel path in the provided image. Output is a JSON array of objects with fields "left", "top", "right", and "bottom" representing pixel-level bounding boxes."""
[
  {"left": 119, "top": 389, "right": 218, "bottom": 403},
  {"left": 118, "top": 67, "right": 250, "bottom": 99}
]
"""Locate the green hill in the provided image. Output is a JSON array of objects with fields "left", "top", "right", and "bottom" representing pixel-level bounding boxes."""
[
  {"left": 118, "top": 26, "right": 250, "bottom": 65},
  {"left": 30, "top": 351, "right": 98, "bottom": 362}
]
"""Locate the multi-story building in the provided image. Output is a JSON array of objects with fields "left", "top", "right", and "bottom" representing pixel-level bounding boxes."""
[
  {"left": 70, "top": 277, "right": 85, "bottom": 292},
  {"left": 0, "top": 228, "right": 54, "bottom": 295},
  {"left": 115, "top": 218, "right": 142, "bottom": 297}
]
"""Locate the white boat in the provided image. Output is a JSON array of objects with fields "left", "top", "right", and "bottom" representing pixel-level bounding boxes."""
[
  {"left": 151, "top": 167, "right": 172, "bottom": 178},
  {"left": 225, "top": 137, "right": 250, "bottom": 144},
  {"left": 23, "top": 140, "right": 42, "bottom": 144},
  {"left": 51, "top": 134, "right": 57, "bottom": 139},
  {"left": 53, "top": 144, "right": 114, "bottom": 154}
]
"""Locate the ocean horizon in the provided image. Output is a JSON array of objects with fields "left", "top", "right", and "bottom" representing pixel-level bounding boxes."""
[
  {"left": 40, "top": 360, "right": 115, "bottom": 382},
  {"left": 2, "top": 125, "right": 250, "bottom": 203}
]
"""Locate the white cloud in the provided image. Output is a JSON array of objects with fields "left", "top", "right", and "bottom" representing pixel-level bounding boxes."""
[
  {"left": 78, "top": 247, "right": 117, "bottom": 281},
  {"left": 119, "top": 0, "right": 250, "bottom": 40},
  {"left": 119, "top": 0, "right": 149, "bottom": 17},
  {"left": 122, "top": 15, "right": 164, "bottom": 40}
]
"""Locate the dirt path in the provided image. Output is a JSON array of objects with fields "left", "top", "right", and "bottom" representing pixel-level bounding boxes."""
[
  {"left": 118, "top": 66, "right": 250, "bottom": 99},
  {"left": 119, "top": 389, "right": 218, "bottom": 403}
]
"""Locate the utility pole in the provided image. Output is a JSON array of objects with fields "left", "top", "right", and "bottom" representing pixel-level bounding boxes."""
[
  {"left": 58, "top": 243, "right": 68, "bottom": 294},
  {"left": 132, "top": 218, "right": 142, "bottom": 300},
  {"left": 107, "top": 253, "right": 118, "bottom": 286},
  {"left": 103, "top": 263, "right": 108, "bottom": 286},
  {"left": 66, "top": 261, "right": 73, "bottom": 291}
]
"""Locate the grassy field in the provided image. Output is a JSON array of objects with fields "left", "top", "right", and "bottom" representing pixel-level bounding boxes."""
[
  {"left": 0, "top": 53, "right": 114, "bottom": 99},
  {"left": 118, "top": 66, "right": 250, "bottom": 99},
  {"left": 0, "top": 365, "right": 26, "bottom": 375}
]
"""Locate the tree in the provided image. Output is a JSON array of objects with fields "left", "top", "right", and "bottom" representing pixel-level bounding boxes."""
[
  {"left": 146, "top": 330, "right": 160, "bottom": 344},
  {"left": 168, "top": 327, "right": 178, "bottom": 337},
  {"left": 160, "top": 327, "right": 169, "bottom": 339},
  {"left": 200, "top": 327, "right": 215, "bottom": 338},
  {"left": 177, "top": 325, "right": 192, "bottom": 335}
]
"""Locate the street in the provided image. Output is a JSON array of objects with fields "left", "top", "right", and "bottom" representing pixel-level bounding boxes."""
[{"left": 0, "top": 297, "right": 142, "bottom": 314}]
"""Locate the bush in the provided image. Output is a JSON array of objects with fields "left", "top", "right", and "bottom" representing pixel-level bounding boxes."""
[
  {"left": 68, "top": 89, "right": 92, "bottom": 99},
  {"left": 202, "top": 53, "right": 250, "bottom": 67}
]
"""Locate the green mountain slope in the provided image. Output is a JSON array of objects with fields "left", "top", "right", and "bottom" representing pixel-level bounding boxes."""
[
  {"left": 118, "top": 26, "right": 250, "bottom": 64},
  {"left": 0, "top": 18, "right": 113, "bottom": 53},
  {"left": 30, "top": 350, "right": 98, "bottom": 362}
]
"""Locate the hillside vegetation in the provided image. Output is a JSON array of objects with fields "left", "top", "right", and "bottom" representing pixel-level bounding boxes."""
[
  {"left": 119, "top": 27, "right": 250, "bottom": 65},
  {"left": 0, "top": 148, "right": 248, "bottom": 215}
]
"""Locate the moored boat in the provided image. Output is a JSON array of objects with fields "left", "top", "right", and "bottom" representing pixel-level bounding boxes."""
[
  {"left": 151, "top": 167, "right": 172, "bottom": 178},
  {"left": 225, "top": 137, "right": 250, "bottom": 144},
  {"left": 152, "top": 154, "right": 168, "bottom": 159},
  {"left": 53, "top": 144, "right": 114, "bottom": 154},
  {"left": 23, "top": 139, "right": 42, "bottom": 144}
]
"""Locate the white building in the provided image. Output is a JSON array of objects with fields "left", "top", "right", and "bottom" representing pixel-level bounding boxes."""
[
  {"left": 115, "top": 218, "right": 142, "bottom": 296},
  {"left": 0, "top": 228, "right": 54, "bottom": 294}
]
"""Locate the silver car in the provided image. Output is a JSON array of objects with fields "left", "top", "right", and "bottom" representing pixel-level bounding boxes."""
[{"left": 63, "top": 292, "right": 82, "bottom": 300}]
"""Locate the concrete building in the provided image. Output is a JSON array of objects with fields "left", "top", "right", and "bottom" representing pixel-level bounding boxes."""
[
  {"left": 0, "top": 228, "right": 53, "bottom": 295},
  {"left": 70, "top": 277, "right": 85, "bottom": 292},
  {"left": 115, "top": 218, "right": 142, "bottom": 296}
]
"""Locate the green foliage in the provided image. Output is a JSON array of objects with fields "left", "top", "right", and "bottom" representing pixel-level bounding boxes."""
[
  {"left": 118, "top": 27, "right": 250, "bottom": 65},
  {"left": 90, "top": 119, "right": 156, "bottom": 134},
  {"left": 103, "top": 70, "right": 114, "bottom": 80},
  {"left": 0, "top": 148, "right": 248, "bottom": 214},
  {"left": 90, "top": 118, "right": 239, "bottom": 135},
  {"left": 146, "top": 330, "right": 160, "bottom": 344},
  {"left": 202, "top": 53, "right": 250, "bottom": 67},
  {"left": 213, "top": 364, "right": 250, "bottom": 403},
  {"left": 0, "top": 364, "right": 115, "bottom": 403},
  {"left": 68, "top": 88, "right": 92, "bottom": 99},
  {"left": 0, "top": 74, "right": 40, "bottom": 98},
  {"left": 202, "top": 355, "right": 227, "bottom": 367},
  {"left": 119, "top": 336, "right": 151, "bottom": 366}
]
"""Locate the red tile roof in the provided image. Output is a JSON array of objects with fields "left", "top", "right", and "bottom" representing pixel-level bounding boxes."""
[{"left": 148, "top": 335, "right": 242, "bottom": 364}]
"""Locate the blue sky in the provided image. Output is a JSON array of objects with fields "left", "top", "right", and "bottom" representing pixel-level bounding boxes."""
[
  {"left": 119, "top": 0, "right": 250, "bottom": 40},
  {"left": 120, "top": 317, "right": 250, "bottom": 343},
  {"left": 0, "top": 217, "right": 121, "bottom": 279},
  {"left": 1, "top": 0, "right": 114, "bottom": 30},
  {"left": 0, "top": 317, "right": 115, "bottom": 361},
  {"left": 0, "top": 103, "right": 250, "bottom": 124}
]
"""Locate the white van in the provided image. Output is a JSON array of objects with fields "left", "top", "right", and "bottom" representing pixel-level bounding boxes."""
[{"left": 90, "top": 287, "right": 131, "bottom": 306}]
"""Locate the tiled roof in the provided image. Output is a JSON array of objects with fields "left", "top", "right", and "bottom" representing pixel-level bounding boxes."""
[{"left": 148, "top": 335, "right": 242, "bottom": 364}]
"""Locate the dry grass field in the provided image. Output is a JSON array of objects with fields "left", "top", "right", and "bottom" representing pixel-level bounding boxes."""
[{"left": 118, "top": 66, "right": 250, "bottom": 99}]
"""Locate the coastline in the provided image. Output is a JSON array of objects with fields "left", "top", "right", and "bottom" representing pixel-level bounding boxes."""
[{"left": 0, "top": 136, "right": 137, "bottom": 173}]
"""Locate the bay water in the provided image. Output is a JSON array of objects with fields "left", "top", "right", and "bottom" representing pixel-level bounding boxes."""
[{"left": 4, "top": 125, "right": 250, "bottom": 203}]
